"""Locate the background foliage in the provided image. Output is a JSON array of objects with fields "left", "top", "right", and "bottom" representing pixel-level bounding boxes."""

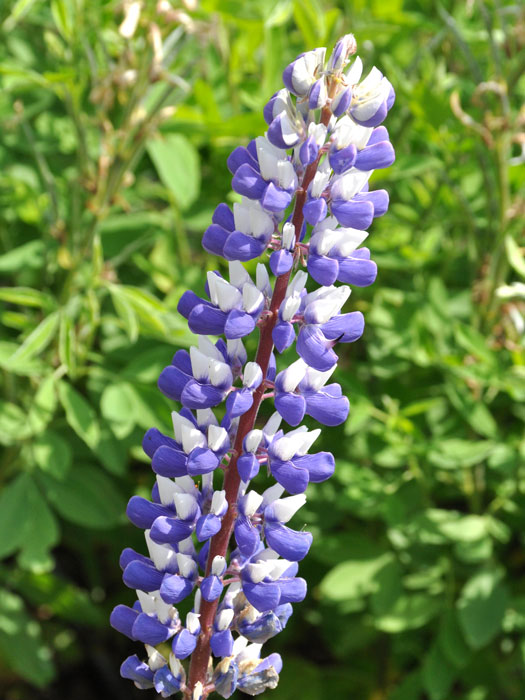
[{"left": 0, "top": 0, "right": 524, "bottom": 698}]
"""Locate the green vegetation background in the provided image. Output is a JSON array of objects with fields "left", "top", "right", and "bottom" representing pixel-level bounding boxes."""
[{"left": 0, "top": 0, "right": 524, "bottom": 698}]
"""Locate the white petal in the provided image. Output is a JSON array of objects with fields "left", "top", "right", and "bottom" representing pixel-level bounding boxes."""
[
  {"left": 209, "top": 274, "right": 242, "bottom": 312},
  {"left": 181, "top": 424, "right": 207, "bottom": 453},
  {"left": 279, "top": 358, "right": 308, "bottom": 392},
  {"left": 186, "top": 611, "right": 200, "bottom": 634},
  {"left": 245, "top": 561, "right": 273, "bottom": 584},
  {"left": 145, "top": 530, "right": 176, "bottom": 570},
  {"left": 272, "top": 433, "right": 306, "bottom": 461},
  {"left": 286, "top": 270, "right": 308, "bottom": 297},
  {"left": 227, "top": 338, "right": 247, "bottom": 365},
  {"left": 331, "top": 168, "right": 372, "bottom": 201},
  {"left": 345, "top": 55, "right": 363, "bottom": 84},
  {"left": 190, "top": 347, "right": 210, "bottom": 381},
  {"left": 153, "top": 595, "right": 172, "bottom": 624},
  {"left": 296, "top": 428, "right": 321, "bottom": 456},
  {"left": 196, "top": 408, "right": 218, "bottom": 428},
  {"left": 197, "top": 335, "right": 224, "bottom": 361},
  {"left": 208, "top": 358, "right": 232, "bottom": 388},
  {"left": 156, "top": 475, "right": 178, "bottom": 506},
  {"left": 282, "top": 222, "right": 296, "bottom": 251},
  {"left": 244, "top": 429, "right": 263, "bottom": 453},
  {"left": 216, "top": 608, "right": 234, "bottom": 631},
  {"left": 261, "top": 483, "right": 285, "bottom": 507},
  {"left": 172, "top": 411, "right": 198, "bottom": 444},
  {"left": 280, "top": 294, "right": 301, "bottom": 322},
  {"left": 263, "top": 411, "right": 282, "bottom": 438},
  {"left": 268, "top": 558, "right": 292, "bottom": 580},
  {"left": 174, "top": 476, "right": 197, "bottom": 494},
  {"left": 243, "top": 361, "right": 262, "bottom": 388},
  {"left": 178, "top": 536, "right": 196, "bottom": 556},
  {"left": 243, "top": 490, "right": 264, "bottom": 517},
  {"left": 304, "top": 365, "right": 336, "bottom": 391},
  {"left": 211, "top": 555, "right": 227, "bottom": 576},
  {"left": 242, "top": 283, "right": 264, "bottom": 314},
  {"left": 271, "top": 494, "right": 306, "bottom": 523},
  {"left": 228, "top": 260, "right": 251, "bottom": 289},
  {"left": 232, "top": 635, "right": 249, "bottom": 656},
  {"left": 174, "top": 492, "right": 197, "bottom": 520},
  {"left": 169, "top": 654, "right": 184, "bottom": 679},
  {"left": 256, "top": 263, "right": 272, "bottom": 295},
  {"left": 136, "top": 590, "right": 156, "bottom": 615},
  {"left": 208, "top": 425, "right": 228, "bottom": 452},
  {"left": 211, "top": 490, "right": 227, "bottom": 515}
]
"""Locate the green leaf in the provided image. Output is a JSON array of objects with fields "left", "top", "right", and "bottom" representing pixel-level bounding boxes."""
[
  {"left": 0, "top": 286, "right": 54, "bottom": 308},
  {"left": 422, "top": 643, "right": 457, "bottom": 700},
  {"left": 457, "top": 570, "right": 509, "bottom": 649},
  {"left": 505, "top": 235, "right": 525, "bottom": 278},
  {"left": 109, "top": 284, "right": 139, "bottom": 342},
  {"left": 147, "top": 134, "right": 201, "bottom": 210},
  {"left": 428, "top": 439, "right": 495, "bottom": 469},
  {"left": 0, "top": 400, "right": 33, "bottom": 445},
  {"left": 58, "top": 313, "right": 76, "bottom": 375},
  {"left": 454, "top": 322, "right": 495, "bottom": 364},
  {"left": 27, "top": 375, "right": 57, "bottom": 435},
  {"left": 17, "top": 481, "right": 59, "bottom": 573},
  {"left": 0, "top": 474, "right": 31, "bottom": 559},
  {"left": 0, "top": 590, "right": 55, "bottom": 687},
  {"left": 374, "top": 594, "right": 441, "bottom": 633},
  {"left": 5, "top": 311, "right": 59, "bottom": 365},
  {"left": 100, "top": 382, "right": 136, "bottom": 429},
  {"left": 51, "top": 0, "right": 74, "bottom": 40},
  {"left": 58, "top": 381, "right": 100, "bottom": 450},
  {"left": 319, "top": 552, "right": 393, "bottom": 602},
  {"left": 8, "top": 571, "right": 105, "bottom": 627},
  {"left": 437, "top": 610, "right": 472, "bottom": 670},
  {"left": 33, "top": 430, "right": 72, "bottom": 480},
  {"left": 40, "top": 463, "right": 125, "bottom": 529}
]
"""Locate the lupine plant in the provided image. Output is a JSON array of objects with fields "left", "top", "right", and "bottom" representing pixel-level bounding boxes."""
[{"left": 110, "top": 34, "right": 395, "bottom": 699}]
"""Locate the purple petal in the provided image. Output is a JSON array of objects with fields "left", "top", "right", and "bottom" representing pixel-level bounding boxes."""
[
  {"left": 201, "top": 574, "right": 223, "bottom": 601},
  {"left": 126, "top": 496, "right": 170, "bottom": 529},
  {"left": 272, "top": 321, "right": 295, "bottom": 354},
  {"left": 261, "top": 182, "right": 293, "bottom": 212},
  {"left": 172, "top": 629, "right": 197, "bottom": 659},
  {"left": 307, "top": 254, "right": 339, "bottom": 286},
  {"left": 188, "top": 304, "right": 227, "bottom": 336},
  {"left": 264, "top": 522, "right": 312, "bottom": 561},
  {"left": 195, "top": 513, "right": 222, "bottom": 542},
  {"left": 187, "top": 446, "right": 220, "bottom": 476},
  {"left": 276, "top": 576, "right": 307, "bottom": 604},
  {"left": 293, "top": 452, "right": 335, "bottom": 483},
  {"left": 242, "top": 580, "right": 281, "bottom": 613},
  {"left": 223, "top": 232, "right": 266, "bottom": 262},
  {"left": 227, "top": 146, "right": 258, "bottom": 175},
  {"left": 181, "top": 380, "right": 224, "bottom": 409},
  {"left": 269, "top": 458, "right": 309, "bottom": 494},
  {"left": 337, "top": 252, "right": 377, "bottom": 287},
  {"left": 123, "top": 560, "right": 165, "bottom": 592},
  {"left": 160, "top": 574, "right": 195, "bottom": 604},
  {"left": 132, "top": 613, "right": 172, "bottom": 645},
  {"left": 303, "top": 196, "right": 327, "bottom": 225},
  {"left": 331, "top": 198, "right": 374, "bottom": 229},
  {"left": 142, "top": 428, "right": 179, "bottom": 459},
  {"left": 120, "top": 655, "right": 154, "bottom": 689},
  {"left": 235, "top": 515, "right": 260, "bottom": 557},
  {"left": 224, "top": 308, "right": 256, "bottom": 339},
  {"left": 152, "top": 445, "right": 188, "bottom": 477},
  {"left": 329, "top": 143, "right": 357, "bottom": 175},
  {"left": 232, "top": 163, "right": 267, "bottom": 200},
  {"left": 202, "top": 223, "right": 229, "bottom": 258},
  {"left": 269, "top": 249, "right": 294, "bottom": 276},
  {"left": 225, "top": 388, "right": 254, "bottom": 419},
  {"left": 211, "top": 629, "right": 234, "bottom": 658},
  {"left": 212, "top": 203, "right": 235, "bottom": 231},
  {"left": 150, "top": 516, "right": 194, "bottom": 545},
  {"left": 296, "top": 325, "right": 338, "bottom": 372},
  {"left": 237, "top": 453, "right": 260, "bottom": 482},
  {"left": 158, "top": 365, "right": 188, "bottom": 402},
  {"left": 305, "top": 389, "right": 349, "bottom": 426},
  {"left": 110, "top": 605, "right": 139, "bottom": 640},
  {"left": 275, "top": 392, "right": 306, "bottom": 427},
  {"left": 321, "top": 311, "right": 364, "bottom": 343}
]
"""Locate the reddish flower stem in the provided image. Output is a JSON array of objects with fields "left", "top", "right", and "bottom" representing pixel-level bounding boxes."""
[{"left": 185, "top": 104, "right": 332, "bottom": 698}]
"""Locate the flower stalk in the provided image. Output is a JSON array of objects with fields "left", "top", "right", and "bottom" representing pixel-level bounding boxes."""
[{"left": 111, "top": 34, "right": 395, "bottom": 699}]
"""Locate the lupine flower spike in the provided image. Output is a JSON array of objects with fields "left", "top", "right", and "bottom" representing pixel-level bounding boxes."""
[{"left": 111, "top": 34, "right": 394, "bottom": 698}]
